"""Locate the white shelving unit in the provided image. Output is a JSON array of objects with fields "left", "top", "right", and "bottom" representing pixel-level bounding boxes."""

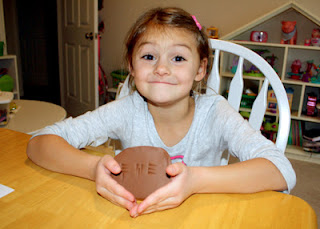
[
  {"left": 219, "top": 3, "right": 320, "bottom": 164},
  {"left": 0, "top": 55, "right": 20, "bottom": 99}
]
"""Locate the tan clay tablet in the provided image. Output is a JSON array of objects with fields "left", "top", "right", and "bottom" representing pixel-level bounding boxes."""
[{"left": 111, "top": 146, "right": 172, "bottom": 200}]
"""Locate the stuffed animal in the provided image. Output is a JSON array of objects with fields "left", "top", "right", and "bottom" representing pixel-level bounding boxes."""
[{"left": 280, "top": 21, "right": 297, "bottom": 45}]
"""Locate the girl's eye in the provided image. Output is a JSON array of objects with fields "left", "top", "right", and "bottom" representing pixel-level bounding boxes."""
[
  {"left": 142, "top": 54, "right": 154, "bottom": 60},
  {"left": 173, "top": 56, "right": 185, "bottom": 62}
]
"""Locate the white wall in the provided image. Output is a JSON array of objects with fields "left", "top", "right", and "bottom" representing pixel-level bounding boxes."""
[{"left": 99, "top": 0, "right": 320, "bottom": 88}]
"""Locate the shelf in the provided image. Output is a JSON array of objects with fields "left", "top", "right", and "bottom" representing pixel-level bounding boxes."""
[
  {"left": 221, "top": 72, "right": 265, "bottom": 81},
  {"left": 283, "top": 79, "right": 320, "bottom": 88},
  {"left": 285, "top": 145, "right": 320, "bottom": 164},
  {"left": 220, "top": 3, "right": 320, "bottom": 164},
  {"left": 298, "top": 114, "right": 320, "bottom": 124},
  {"left": 233, "top": 40, "right": 287, "bottom": 48},
  {"left": 232, "top": 40, "right": 320, "bottom": 51},
  {"left": 0, "top": 55, "right": 17, "bottom": 60},
  {"left": 239, "top": 107, "right": 279, "bottom": 117}
]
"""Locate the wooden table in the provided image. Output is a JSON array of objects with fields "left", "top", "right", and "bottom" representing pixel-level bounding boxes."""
[
  {"left": 0, "top": 129, "right": 317, "bottom": 228},
  {"left": 2, "top": 99, "right": 66, "bottom": 135}
]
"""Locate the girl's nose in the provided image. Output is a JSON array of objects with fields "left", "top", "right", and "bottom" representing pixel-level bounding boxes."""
[{"left": 154, "top": 58, "right": 170, "bottom": 77}]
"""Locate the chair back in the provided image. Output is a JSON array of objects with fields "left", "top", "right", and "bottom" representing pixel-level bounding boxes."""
[
  {"left": 207, "top": 39, "right": 290, "bottom": 153},
  {"left": 115, "top": 39, "right": 291, "bottom": 155}
]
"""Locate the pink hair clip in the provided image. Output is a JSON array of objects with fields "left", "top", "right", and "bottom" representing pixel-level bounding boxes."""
[{"left": 191, "top": 15, "right": 202, "bottom": 30}]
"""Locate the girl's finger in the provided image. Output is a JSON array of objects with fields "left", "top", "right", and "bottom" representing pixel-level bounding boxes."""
[
  {"left": 101, "top": 155, "right": 121, "bottom": 174},
  {"left": 166, "top": 163, "right": 184, "bottom": 177},
  {"left": 137, "top": 183, "right": 176, "bottom": 214},
  {"left": 97, "top": 171, "right": 136, "bottom": 202},
  {"left": 140, "top": 202, "right": 178, "bottom": 215},
  {"left": 134, "top": 196, "right": 180, "bottom": 217},
  {"left": 98, "top": 185, "right": 137, "bottom": 210}
]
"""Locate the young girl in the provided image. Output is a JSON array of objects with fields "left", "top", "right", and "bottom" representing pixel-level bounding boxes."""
[{"left": 27, "top": 7, "right": 296, "bottom": 218}]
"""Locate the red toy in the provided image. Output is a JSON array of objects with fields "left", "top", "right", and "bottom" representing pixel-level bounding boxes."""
[
  {"left": 311, "top": 28, "right": 320, "bottom": 46},
  {"left": 250, "top": 31, "right": 268, "bottom": 42},
  {"left": 280, "top": 21, "right": 297, "bottom": 45},
  {"left": 306, "top": 94, "right": 317, "bottom": 116},
  {"left": 289, "top": 59, "right": 302, "bottom": 80},
  {"left": 291, "top": 59, "right": 301, "bottom": 73}
]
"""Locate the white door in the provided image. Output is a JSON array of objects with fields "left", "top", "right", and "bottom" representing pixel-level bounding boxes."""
[{"left": 57, "top": 0, "right": 98, "bottom": 117}]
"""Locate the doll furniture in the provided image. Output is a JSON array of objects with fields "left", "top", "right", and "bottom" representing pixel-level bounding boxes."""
[{"left": 219, "top": 3, "right": 320, "bottom": 164}]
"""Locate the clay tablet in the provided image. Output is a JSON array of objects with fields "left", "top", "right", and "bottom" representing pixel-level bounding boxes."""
[{"left": 111, "top": 146, "right": 172, "bottom": 200}]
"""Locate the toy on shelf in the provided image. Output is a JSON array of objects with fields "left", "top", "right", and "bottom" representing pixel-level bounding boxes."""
[
  {"left": 263, "top": 116, "right": 279, "bottom": 132},
  {"left": 244, "top": 49, "right": 270, "bottom": 77},
  {"left": 0, "top": 68, "right": 14, "bottom": 92},
  {"left": 304, "top": 28, "right": 320, "bottom": 47},
  {"left": 206, "top": 27, "right": 219, "bottom": 39},
  {"left": 288, "top": 59, "right": 302, "bottom": 80},
  {"left": 304, "top": 39, "right": 311, "bottom": 46},
  {"left": 280, "top": 21, "right": 297, "bottom": 45},
  {"left": 230, "top": 56, "right": 238, "bottom": 74},
  {"left": 241, "top": 88, "right": 257, "bottom": 108},
  {"left": 224, "top": 88, "right": 257, "bottom": 109},
  {"left": 230, "top": 56, "right": 239, "bottom": 74},
  {"left": 267, "top": 87, "right": 293, "bottom": 113},
  {"left": 261, "top": 116, "right": 279, "bottom": 142},
  {"left": 306, "top": 93, "right": 317, "bottom": 116},
  {"left": 311, "top": 64, "right": 320, "bottom": 84},
  {"left": 311, "top": 28, "right": 320, "bottom": 47},
  {"left": 287, "top": 59, "right": 320, "bottom": 83},
  {"left": 250, "top": 31, "right": 268, "bottom": 42},
  {"left": 301, "top": 60, "right": 316, "bottom": 82},
  {"left": 230, "top": 49, "right": 278, "bottom": 76},
  {"left": 265, "top": 54, "right": 278, "bottom": 73}
]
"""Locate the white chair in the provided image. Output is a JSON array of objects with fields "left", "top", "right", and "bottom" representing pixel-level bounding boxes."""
[
  {"left": 116, "top": 75, "right": 130, "bottom": 100},
  {"left": 116, "top": 39, "right": 291, "bottom": 160},
  {"left": 207, "top": 39, "right": 290, "bottom": 155}
]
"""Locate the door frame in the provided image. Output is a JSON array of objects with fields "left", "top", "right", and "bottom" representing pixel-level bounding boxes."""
[{"left": 56, "top": 0, "right": 65, "bottom": 108}]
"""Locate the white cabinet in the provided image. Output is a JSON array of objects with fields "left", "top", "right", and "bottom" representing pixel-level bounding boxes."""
[{"left": 0, "top": 55, "right": 20, "bottom": 99}]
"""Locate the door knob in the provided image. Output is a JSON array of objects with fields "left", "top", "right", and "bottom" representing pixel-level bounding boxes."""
[{"left": 85, "top": 32, "right": 94, "bottom": 40}]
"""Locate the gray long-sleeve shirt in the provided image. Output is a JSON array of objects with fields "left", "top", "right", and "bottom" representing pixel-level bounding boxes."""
[{"left": 34, "top": 91, "right": 296, "bottom": 192}]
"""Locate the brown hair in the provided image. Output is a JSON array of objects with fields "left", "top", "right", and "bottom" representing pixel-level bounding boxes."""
[{"left": 125, "top": 7, "right": 211, "bottom": 93}]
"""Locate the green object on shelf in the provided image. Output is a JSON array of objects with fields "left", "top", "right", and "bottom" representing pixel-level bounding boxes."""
[
  {"left": 0, "top": 42, "right": 3, "bottom": 56},
  {"left": 240, "top": 94, "right": 256, "bottom": 108},
  {"left": 224, "top": 92, "right": 256, "bottom": 109},
  {"left": 111, "top": 69, "right": 129, "bottom": 88},
  {"left": 245, "top": 72, "right": 264, "bottom": 77},
  {"left": 0, "top": 74, "right": 14, "bottom": 92}
]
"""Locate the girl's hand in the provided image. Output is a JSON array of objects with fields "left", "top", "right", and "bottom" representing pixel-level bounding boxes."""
[
  {"left": 129, "top": 162, "right": 195, "bottom": 217},
  {"left": 95, "top": 155, "right": 137, "bottom": 210}
]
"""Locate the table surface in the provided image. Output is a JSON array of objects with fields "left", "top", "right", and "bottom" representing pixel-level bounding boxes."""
[
  {"left": 2, "top": 99, "right": 66, "bottom": 135},
  {"left": 0, "top": 129, "right": 317, "bottom": 229}
]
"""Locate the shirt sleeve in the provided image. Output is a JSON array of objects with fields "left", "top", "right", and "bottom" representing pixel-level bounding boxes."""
[
  {"left": 213, "top": 98, "right": 296, "bottom": 193},
  {"left": 32, "top": 96, "right": 133, "bottom": 149}
]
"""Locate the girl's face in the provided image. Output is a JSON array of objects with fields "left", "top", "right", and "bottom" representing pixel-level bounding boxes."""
[{"left": 130, "top": 27, "right": 207, "bottom": 107}]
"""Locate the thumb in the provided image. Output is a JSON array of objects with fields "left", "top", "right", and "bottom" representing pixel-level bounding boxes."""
[
  {"left": 103, "top": 156, "right": 121, "bottom": 174},
  {"left": 166, "top": 163, "right": 184, "bottom": 177}
]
